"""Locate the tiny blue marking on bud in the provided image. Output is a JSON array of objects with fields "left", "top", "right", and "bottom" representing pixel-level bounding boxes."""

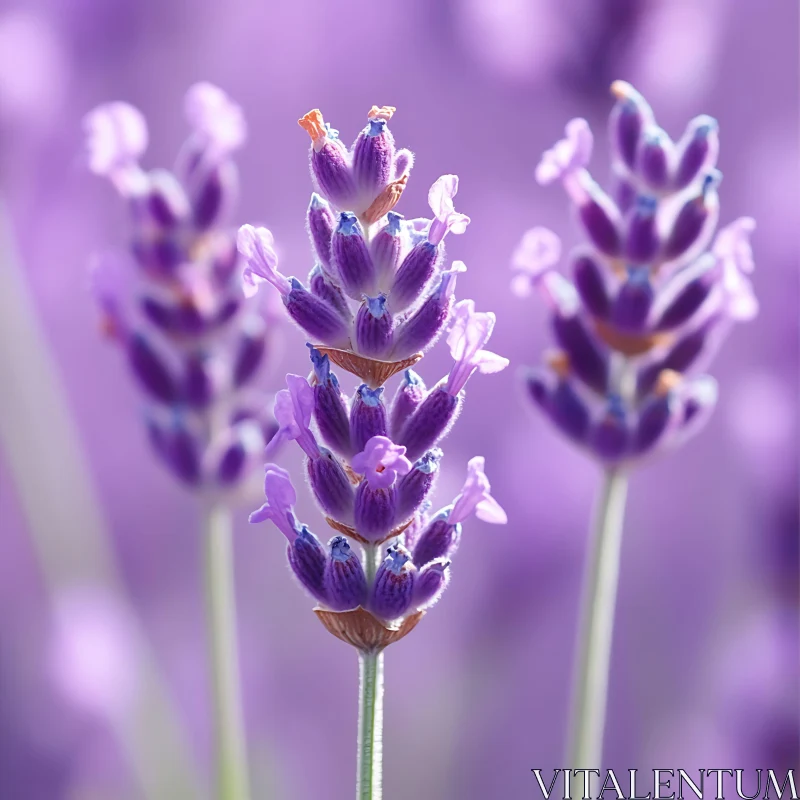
[{"left": 337, "top": 211, "right": 360, "bottom": 235}]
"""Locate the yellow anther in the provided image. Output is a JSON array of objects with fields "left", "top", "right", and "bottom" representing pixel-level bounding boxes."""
[
  {"left": 655, "top": 369, "right": 682, "bottom": 397},
  {"left": 368, "top": 105, "right": 396, "bottom": 121},
  {"left": 298, "top": 109, "right": 327, "bottom": 142}
]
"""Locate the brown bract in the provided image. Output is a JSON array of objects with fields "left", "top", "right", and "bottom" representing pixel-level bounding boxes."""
[
  {"left": 594, "top": 319, "right": 674, "bottom": 357},
  {"left": 314, "top": 606, "right": 425, "bottom": 653},
  {"left": 361, "top": 174, "right": 408, "bottom": 225},
  {"left": 324, "top": 515, "right": 414, "bottom": 546},
  {"left": 312, "top": 345, "right": 422, "bottom": 388}
]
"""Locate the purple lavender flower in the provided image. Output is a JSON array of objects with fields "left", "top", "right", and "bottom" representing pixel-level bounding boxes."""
[
  {"left": 245, "top": 104, "right": 509, "bottom": 799},
  {"left": 515, "top": 81, "right": 757, "bottom": 466},
  {"left": 85, "top": 84, "right": 276, "bottom": 493}
]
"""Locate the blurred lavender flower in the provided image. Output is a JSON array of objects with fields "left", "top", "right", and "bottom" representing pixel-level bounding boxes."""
[
  {"left": 84, "top": 83, "right": 277, "bottom": 495},
  {"left": 514, "top": 81, "right": 758, "bottom": 789},
  {"left": 241, "top": 106, "right": 507, "bottom": 796},
  {"left": 516, "top": 80, "right": 757, "bottom": 465}
]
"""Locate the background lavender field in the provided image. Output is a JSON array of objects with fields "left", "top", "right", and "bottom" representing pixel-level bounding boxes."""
[{"left": 0, "top": 0, "right": 798, "bottom": 797}]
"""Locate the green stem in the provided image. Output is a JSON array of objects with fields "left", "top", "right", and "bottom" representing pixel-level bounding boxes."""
[
  {"left": 566, "top": 467, "right": 629, "bottom": 795},
  {"left": 204, "top": 502, "right": 251, "bottom": 800},
  {"left": 356, "top": 649, "right": 385, "bottom": 800}
]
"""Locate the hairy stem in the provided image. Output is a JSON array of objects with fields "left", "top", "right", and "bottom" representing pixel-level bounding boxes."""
[
  {"left": 566, "top": 467, "right": 629, "bottom": 795},
  {"left": 356, "top": 649, "right": 385, "bottom": 800}
]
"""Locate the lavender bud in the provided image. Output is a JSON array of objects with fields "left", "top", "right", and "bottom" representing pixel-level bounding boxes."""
[
  {"left": 307, "top": 450, "right": 355, "bottom": 524},
  {"left": 608, "top": 81, "right": 653, "bottom": 169},
  {"left": 127, "top": 334, "right": 179, "bottom": 404},
  {"left": 391, "top": 267, "right": 460, "bottom": 359},
  {"left": 636, "top": 128, "right": 671, "bottom": 189},
  {"left": 412, "top": 517, "right": 459, "bottom": 567},
  {"left": 395, "top": 449, "right": 442, "bottom": 524},
  {"left": 613, "top": 168, "right": 638, "bottom": 214},
  {"left": 216, "top": 437, "right": 247, "bottom": 486},
  {"left": 350, "top": 385, "right": 388, "bottom": 453},
  {"left": 323, "top": 536, "right": 367, "bottom": 611},
  {"left": 211, "top": 236, "right": 240, "bottom": 287},
  {"left": 397, "top": 387, "right": 460, "bottom": 462},
  {"left": 624, "top": 196, "right": 660, "bottom": 264},
  {"left": 674, "top": 116, "right": 719, "bottom": 190},
  {"left": 370, "top": 212, "right": 403, "bottom": 284},
  {"left": 307, "top": 193, "right": 335, "bottom": 273},
  {"left": 233, "top": 316, "right": 266, "bottom": 387},
  {"left": 214, "top": 297, "right": 240, "bottom": 328},
  {"left": 355, "top": 295, "right": 393, "bottom": 358},
  {"left": 354, "top": 481, "right": 398, "bottom": 542},
  {"left": 389, "top": 241, "right": 439, "bottom": 312},
  {"left": 183, "top": 353, "right": 214, "bottom": 409},
  {"left": 352, "top": 117, "right": 395, "bottom": 196},
  {"left": 549, "top": 380, "right": 591, "bottom": 443},
  {"left": 285, "top": 278, "right": 350, "bottom": 347},
  {"left": 155, "top": 422, "right": 201, "bottom": 486},
  {"left": 588, "top": 400, "right": 630, "bottom": 461},
  {"left": 308, "top": 265, "right": 353, "bottom": 324},
  {"left": 308, "top": 345, "right": 352, "bottom": 456},
  {"left": 551, "top": 314, "right": 608, "bottom": 394},
  {"left": 332, "top": 212, "right": 376, "bottom": 298},
  {"left": 140, "top": 297, "right": 181, "bottom": 334},
  {"left": 413, "top": 560, "right": 450, "bottom": 609},
  {"left": 192, "top": 161, "right": 238, "bottom": 231},
  {"left": 288, "top": 527, "right": 328, "bottom": 604},
  {"left": 370, "top": 544, "right": 416, "bottom": 620},
  {"left": 637, "top": 325, "right": 714, "bottom": 397},
  {"left": 131, "top": 237, "right": 185, "bottom": 276},
  {"left": 634, "top": 393, "right": 677, "bottom": 454},
  {"left": 311, "top": 138, "right": 356, "bottom": 209},
  {"left": 389, "top": 369, "right": 426, "bottom": 438},
  {"left": 611, "top": 268, "right": 654, "bottom": 332},
  {"left": 655, "top": 255, "right": 720, "bottom": 330},
  {"left": 138, "top": 170, "right": 189, "bottom": 230},
  {"left": 572, "top": 253, "right": 610, "bottom": 318},
  {"left": 662, "top": 173, "right": 720, "bottom": 261},
  {"left": 577, "top": 181, "right": 622, "bottom": 257}
]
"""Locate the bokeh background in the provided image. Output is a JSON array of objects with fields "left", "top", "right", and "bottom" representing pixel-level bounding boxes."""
[{"left": 0, "top": 0, "right": 798, "bottom": 797}]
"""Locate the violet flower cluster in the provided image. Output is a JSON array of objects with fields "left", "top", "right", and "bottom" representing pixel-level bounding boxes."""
[
  {"left": 85, "top": 84, "right": 276, "bottom": 492},
  {"left": 514, "top": 81, "right": 757, "bottom": 464},
  {"left": 241, "top": 107, "right": 508, "bottom": 650}
]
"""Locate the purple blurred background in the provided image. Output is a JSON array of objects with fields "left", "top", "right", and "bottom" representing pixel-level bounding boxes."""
[{"left": 0, "top": 0, "right": 797, "bottom": 797}]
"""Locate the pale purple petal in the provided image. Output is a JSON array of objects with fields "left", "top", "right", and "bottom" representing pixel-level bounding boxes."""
[
  {"left": 237, "top": 224, "right": 291, "bottom": 298},
  {"left": 265, "top": 376, "right": 317, "bottom": 458},
  {"left": 511, "top": 227, "right": 562, "bottom": 297},
  {"left": 249, "top": 464, "right": 299, "bottom": 539},
  {"left": 446, "top": 301, "right": 509, "bottom": 394},
  {"left": 427, "top": 174, "right": 471, "bottom": 244},
  {"left": 185, "top": 82, "right": 246, "bottom": 154},
  {"left": 713, "top": 217, "right": 758, "bottom": 321},
  {"left": 448, "top": 456, "right": 507, "bottom": 526},
  {"left": 535, "top": 118, "right": 593, "bottom": 186},
  {"left": 351, "top": 435, "right": 412, "bottom": 489},
  {"left": 83, "top": 102, "right": 148, "bottom": 193}
]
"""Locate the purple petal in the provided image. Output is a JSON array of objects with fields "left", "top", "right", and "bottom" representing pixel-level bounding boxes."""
[
  {"left": 535, "top": 118, "right": 593, "bottom": 186},
  {"left": 237, "top": 224, "right": 291, "bottom": 298},
  {"left": 184, "top": 82, "right": 246, "bottom": 154},
  {"left": 448, "top": 456, "right": 507, "bottom": 526}
]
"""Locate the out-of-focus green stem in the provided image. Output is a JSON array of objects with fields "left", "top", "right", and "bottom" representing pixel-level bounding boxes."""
[
  {"left": 356, "top": 649, "right": 384, "bottom": 800},
  {"left": 204, "top": 502, "right": 251, "bottom": 800},
  {"left": 566, "top": 467, "right": 629, "bottom": 796}
]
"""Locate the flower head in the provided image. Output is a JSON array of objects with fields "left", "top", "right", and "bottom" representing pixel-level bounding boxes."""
[
  {"left": 351, "top": 435, "right": 413, "bottom": 489},
  {"left": 448, "top": 457, "right": 507, "bottom": 525},
  {"left": 445, "top": 300, "right": 509, "bottom": 395},
  {"left": 427, "top": 175, "right": 471, "bottom": 245},
  {"left": 237, "top": 224, "right": 291, "bottom": 299},
  {"left": 249, "top": 464, "right": 300, "bottom": 540},
  {"left": 535, "top": 118, "right": 593, "bottom": 186}
]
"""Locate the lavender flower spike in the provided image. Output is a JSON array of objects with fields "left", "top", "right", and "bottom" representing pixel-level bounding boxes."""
[
  {"left": 246, "top": 106, "right": 510, "bottom": 800},
  {"left": 427, "top": 175, "right": 471, "bottom": 245},
  {"left": 515, "top": 82, "right": 758, "bottom": 793}
]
